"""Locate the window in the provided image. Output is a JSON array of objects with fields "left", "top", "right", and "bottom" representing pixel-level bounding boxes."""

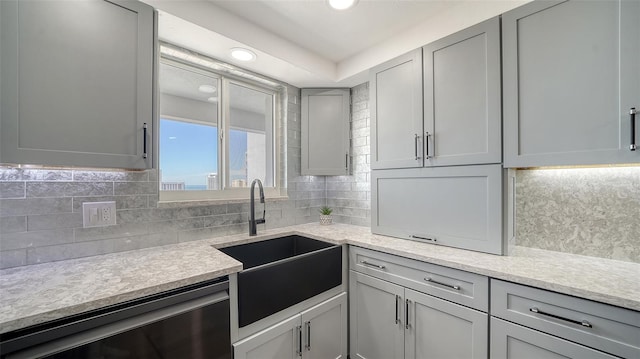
[{"left": 158, "top": 51, "right": 282, "bottom": 202}]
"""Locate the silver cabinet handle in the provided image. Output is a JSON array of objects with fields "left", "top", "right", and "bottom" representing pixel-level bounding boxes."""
[
  {"left": 345, "top": 153, "right": 349, "bottom": 171},
  {"left": 410, "top": 235, "right": 436, "bottom": 242},
  {"left": 414, "top": 133, "right": 421, "bottom": 160},
  {"left": 395, "top": 295, "right": 400, "bottom": 324},
  {"left": 305, "top": 321, "right": 311, "bottom": 351},
  {"left": 296, "top": 325, "right": 303, "bottom": 356},
  {"left": 529, "top": 307, "right": 593, "bottom": 328},
  {"left": 142, "top": 123, "right": 148, "bottom": 159},
  {"left": 424, "top": 132, "right": 431, "bottom": 159},
  {"left": 361, "top": 260, "right": 386, "bottom": 270},
  {"left": 405, "top": 299, "right": 410, "bottom": 329},
  {"left": 424, "top": 277, "right": 461, "bottom": 291},
  {"left": 631, "top": 107, "right": 637, "bottom": 151}
]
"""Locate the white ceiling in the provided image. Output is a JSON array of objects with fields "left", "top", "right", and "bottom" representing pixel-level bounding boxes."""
[{"left": 143, "top": 0, "right": 530, "bottom": 88}]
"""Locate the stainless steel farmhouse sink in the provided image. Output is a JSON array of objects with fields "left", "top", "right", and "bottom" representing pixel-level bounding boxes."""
[{"left": 219, "top": 235, "right": 342, "bottom": 327}]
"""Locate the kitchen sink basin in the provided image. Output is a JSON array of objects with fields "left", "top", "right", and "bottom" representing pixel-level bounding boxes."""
[{"left": 219, "top": 235, "right": 342, "bottom": 327}]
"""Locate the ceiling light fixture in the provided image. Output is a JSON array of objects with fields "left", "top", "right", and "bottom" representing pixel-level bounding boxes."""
[
  {"left": 198, "top": 84, "right": 217, "bottom": 93},
  {"left": 327, "top": 0, "right": 358, "bottom": 10},
  {"left": 207, "top": 97, "right": 217, "bottom": 103},
  {"left": 230, "top": 48, "right": 257, "bottom": 62}
]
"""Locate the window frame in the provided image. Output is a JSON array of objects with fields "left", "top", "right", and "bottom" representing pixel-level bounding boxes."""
[{"left": 158, "top": 50, "right": 284, "bottom": 203}]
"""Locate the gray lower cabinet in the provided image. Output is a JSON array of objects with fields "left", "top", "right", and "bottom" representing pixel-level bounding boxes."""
[
  {"left": 422, "top": 16, "right": 502, "bottom": 167},
  {"left": 234, "top": 292, "right": 347, "bottom": 359},
  {"left": 490, "top": 318, "right": 618, "bottom": 359},
  {"left": 491, "top": 279, "right": 640, "bottom": 359},
  {"left": 350, "top": 271, "right": 488, "bottom": 359},
  {"left": 301, "top": 89, "right": 351, "bottom": 175},
  {"left": 502, "top": 0, "right": 640, "bottom": 167},
  {"left": 370, "top": 49, "right": 423, "bottom": 170},
  {"left": 350, "top": 271, "right": 404, "bottom": 359},
  {"left": 0, "top": 0, "right": 154, "bottom": 169},
  {"left": 371, "top": 164, "right": 514, "bottom": 255}
]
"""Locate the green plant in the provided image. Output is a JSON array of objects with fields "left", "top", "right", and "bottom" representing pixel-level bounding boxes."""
[{"left": 319, "top": 206, "right": 333, "bottom": 216}]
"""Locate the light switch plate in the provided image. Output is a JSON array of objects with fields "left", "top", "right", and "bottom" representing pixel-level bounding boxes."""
[{"left": 82, "top": 201, "right": 116, "bottom": 228}]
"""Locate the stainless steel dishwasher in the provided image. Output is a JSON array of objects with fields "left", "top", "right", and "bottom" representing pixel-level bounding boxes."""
[{"left": 0, "top": 277, "right": 231, "bottom": 359}]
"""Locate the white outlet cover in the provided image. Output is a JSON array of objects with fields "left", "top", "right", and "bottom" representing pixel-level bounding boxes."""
[{"left": 82, "top": 201, "right": 117, "bottom": 228}]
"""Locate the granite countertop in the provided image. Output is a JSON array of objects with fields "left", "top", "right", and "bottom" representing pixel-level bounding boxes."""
[{"left": 1, "top": 223, "right": 639, "bottom": 335}]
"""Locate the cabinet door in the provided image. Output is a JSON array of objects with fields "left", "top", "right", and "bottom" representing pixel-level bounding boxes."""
[
  {"left": 423, "top": 17, "right": 501, "bottom": 167},
  {"left": 490, "top": 317, "right": 618, "bottom": 359},
  {"left": 405, "top": 289, "right": 488, "bottom": 359},
  {"left": 233, "top": 314, "right": 301, "bottom": 359},
  {"left": 370, "top": 49, "right": 423, "bottom": 170},
  {"left": 349, "top": 271, "right": 404, "bottom": 359},
  {"left": 301, "top": 292, "right": 347, "bottom": 359},
  {"left": 371, "top": 164, "right": 507, "bottom": 255},
  {"left": 0, "top": 0, "right": 154, "bottom": 169},
  {"left": 503, "top": 0, "right": 640, "bottom": 167},
  {"left": 301, "top": 89, "right": 350, "bottom": 175}
]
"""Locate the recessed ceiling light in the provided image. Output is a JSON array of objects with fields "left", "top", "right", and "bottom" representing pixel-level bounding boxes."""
[
  {"left": 198, "top": 84, "right": 217, "bottom": 93},
  {"left": 327, "top": 0, "right": 358, "bottom": 10},
  {"left": 207, "top": 97, "right": 217, "bottom": 103},
  {"left": 230, "top": 48, "right": 257, "bottom": 62}
]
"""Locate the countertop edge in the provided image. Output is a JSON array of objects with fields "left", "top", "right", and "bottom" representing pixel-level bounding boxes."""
[{"left": 1, "top": 223, "right": 638, "bottom": 335}]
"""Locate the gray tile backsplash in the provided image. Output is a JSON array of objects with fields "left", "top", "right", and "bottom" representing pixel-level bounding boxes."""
[
  {"left": 0, "top": 85, "right": 330, "bottom": 269},
  {"left": 325, "top": 83, "right": 371, "bottom": 227},
  {"left": 3, "top": 80, "right": 637, "bottom": 268}
]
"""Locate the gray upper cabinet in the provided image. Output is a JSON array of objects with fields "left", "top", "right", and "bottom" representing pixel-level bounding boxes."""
[
  {"left": 370, "top": 49, "right": 423, "bottom": 170},
  {"left": 1, "top": 0, "right": 154, "bottom": 169},
  {"left": 423, "top": 17, "right": 501, "bottom": 167},
  {"left": 301, "top": 89, "right": 350, "bottom": 175},
  {"left": 371, "top": 165, "right": 513, "bottom": 255},
  {"left": 503, "top": 0, "right": 640, "bottom": 167}
]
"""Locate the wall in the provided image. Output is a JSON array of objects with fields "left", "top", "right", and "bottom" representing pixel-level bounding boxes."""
[
  {"left": 325, "top": 82, "right": 371, "bottom": 226},
  {"left": 0, "top": 85, "right": 327, "bottom": 269}
]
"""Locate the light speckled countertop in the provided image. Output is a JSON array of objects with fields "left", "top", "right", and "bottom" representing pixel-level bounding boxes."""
[{"left": 1, "top": 223, "right": 639, "bottom": 334}]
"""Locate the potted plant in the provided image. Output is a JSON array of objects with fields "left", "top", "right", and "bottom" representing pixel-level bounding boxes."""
[{"left": 319, "top": 206, "right": 333, "bottom": 225}]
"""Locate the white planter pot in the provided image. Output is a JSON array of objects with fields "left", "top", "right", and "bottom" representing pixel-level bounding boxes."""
[{"left": 319, "top": 215, "right": 333, "bottom": 225}]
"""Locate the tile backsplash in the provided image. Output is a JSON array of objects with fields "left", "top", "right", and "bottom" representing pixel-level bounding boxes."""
[
  {"left": 2, "top": 81, "right": 638, "bottom": 268},
  {"left": 0, "top": 85, "right": 328, "bottom": 269},
  {"left": 325, "top": 82, "right": 371, "bottom": 227},
  {"left": 516, "top": 167, "right": 640, "bottom": 263}
]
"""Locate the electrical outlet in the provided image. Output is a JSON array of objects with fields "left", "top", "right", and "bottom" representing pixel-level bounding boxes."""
[{"left": 83, "top": 201, "right": 116, "bottom": 228}]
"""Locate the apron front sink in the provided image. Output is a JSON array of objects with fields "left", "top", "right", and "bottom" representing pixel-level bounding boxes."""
[{"left": 219, "top": 235, "right": 342, "bottom": 327}]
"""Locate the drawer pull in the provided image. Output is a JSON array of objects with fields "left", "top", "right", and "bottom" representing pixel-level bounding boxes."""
[
  {"left": 425, "top": 277, "right": 460, "bottom": 291},
  {"left": 410, "top": 235, "right": 436, "bottom": 242},
  {"left": 361, "top": 260, "right": 386, "bottom": 270},
  {"left": 529, "top": 307, "right": 593, "bottom": 328}
]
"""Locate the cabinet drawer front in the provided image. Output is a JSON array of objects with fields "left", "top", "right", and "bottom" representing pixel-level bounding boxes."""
[
  {"left": 491, "top": 279, "right": 640, "bottom": 358},
  {"left": 350, "top": 246, "right": 488, "bottom": 311},
  {"left": 371, "top": 165, "right": 507, "bottom": 255},
  {"left": 490, "top": 317, "right": 617, "bottom": 359}
]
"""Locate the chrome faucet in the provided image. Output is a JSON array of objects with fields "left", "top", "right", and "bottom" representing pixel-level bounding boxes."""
[{"left": 249, "top": 179, "right": 266, "bottom": 236}]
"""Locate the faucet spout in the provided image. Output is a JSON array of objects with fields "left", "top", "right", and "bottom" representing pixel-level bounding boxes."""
[{"left": 249, "top": 179, "right": 266, "bottom": 236}]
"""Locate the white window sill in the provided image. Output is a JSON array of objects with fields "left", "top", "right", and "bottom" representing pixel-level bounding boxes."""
[{"left": 156, "top": 194, "right": 289, "bottom": 208}]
